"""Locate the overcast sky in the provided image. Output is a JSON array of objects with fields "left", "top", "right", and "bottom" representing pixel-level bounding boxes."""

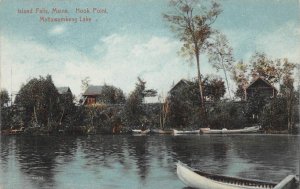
[{"left": 0, "top": 0, "right": 299, "bottom": 101}]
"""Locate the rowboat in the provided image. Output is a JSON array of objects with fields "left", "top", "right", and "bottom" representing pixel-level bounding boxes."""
[
  {"left": 177, "top": 161, "right": 299, "bottom": 189},
  {"left": 173, "top": 129, "right": 200, "bottom": 135},
  {"left": 131, "top": 129, "right": 150, "bottom": 134},
  {"left": 151, "top": 129, "right": 173, "bottom": 134},
  {"left": 200, "top": 126, "right": 260, "bottom": 134}
]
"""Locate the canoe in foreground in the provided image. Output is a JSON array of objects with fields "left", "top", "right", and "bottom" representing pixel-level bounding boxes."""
[
  {"left": 151, "top": 129, "right": 173, "bottom": 134},
  {"left": 176, "top": 161, "right": 299, "bottom": 189},
  {"left": 131, "top": 129, "right": 150, "bottom": 134},
  {"left": 173, "top": 129, "right": 200, "bottom": 135},
  {"left": 200, "top": 126, "right": 260, "bottom": 134}
]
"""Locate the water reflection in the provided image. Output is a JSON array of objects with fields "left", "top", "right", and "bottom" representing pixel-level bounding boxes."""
[
  {"left": 0, "top": 134, "right": 298, "bottom": 189},
  {"left": 14, "top": 136, "right": 76, "bottom": 188},
  {"left": 127, "top": 136, "right": 150, "bottom": 181}
]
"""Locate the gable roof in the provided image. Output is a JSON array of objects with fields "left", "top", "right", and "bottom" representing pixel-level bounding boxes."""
[
  {"left": 170, "top": 79, "right": 193, "bottom": 92},
  {"left": 246, "top": 77, "right": 277, "bottom": 91},
  {"left": 83, "top": 85, "right": 104, "bottom": 96},
  {"left": 57, "top": 87, "right": 71, "bottom": 94}
]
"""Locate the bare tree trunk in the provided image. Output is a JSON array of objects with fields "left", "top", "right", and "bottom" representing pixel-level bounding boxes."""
[
  {"left": 34, "top": 106, "right": 38, "bottom": 124},
  {"left": 195, "top": 52, "right": 205, "bottom": 110},
  {"left": 221, "top": 61, "right": 231, "bottom": 99},
  {"left": 59, "top": 108, "right": 65, "bottom": 125}
]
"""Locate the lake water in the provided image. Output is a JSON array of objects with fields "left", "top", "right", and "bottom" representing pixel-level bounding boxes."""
[{"left": 0, "top": 134, "right": 299, "bottom": 189}]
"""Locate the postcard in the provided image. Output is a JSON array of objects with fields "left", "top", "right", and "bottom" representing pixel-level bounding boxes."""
[{"left": 0, "top": 0, "right": 299, "bottom": 189}]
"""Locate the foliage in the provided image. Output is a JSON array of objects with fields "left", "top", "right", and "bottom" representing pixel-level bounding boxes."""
[
  {"left": 100, "top": 85, "right": 126, "bottom": 104},
  {"left": 81, "top": 76, "right": 90, "bottom": 93},
  {"left": 167, "top": 81, "right": 199, "bottom": 128},
  {"left": 207, "top": 33, "right": 234, "bottom": 99},
  {"left": 231, "top": 53, "right": 296, "bottom": 100},
  {"left": 231, "top": 60, "right": 248, "bottom": 100},
  {"left": 15, "top": 75, "right": 60, "bottom": 127},
  {"left": 166, "top": 76, "right": 226, "bottom": 128},
  {"left": 58, "top": 91, "right": 76, "bottom": 126},
  {"left": 163, "top": 0, "right": 222, "bottom": 108},
  {"left": 207, "top": 101, "right": 247, "bottom": 129},
  {"left": 124, "top": 77, "right": 157, "bottom": 126},
  {"left": 260, "top": 97, "right": 288, "bottom": 131},
  {"left": 203, "top": 75, "right": 226, "bottom": 101},
  {"left": 0, "top": 89, "right": 10, "bottom": 107},
  {"left": 244, "top": 91, "right": 268, "bottom": 124}
]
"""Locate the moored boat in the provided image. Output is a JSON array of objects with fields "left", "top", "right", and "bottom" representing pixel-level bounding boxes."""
[
  {"left": 200, "top": 126, "right": 260, "bottom": 134},
  {"left": 131, "top": 129, "right": 150, "bottom": 134},
  {"left": 151, "top": 129, "right": 173, "bottom": 134},
  {"left": 173, "top": 129, "right": 200, "bottom": 135},
  {"left": 176, "top": 161, "right": 298, "bottom": 189}
]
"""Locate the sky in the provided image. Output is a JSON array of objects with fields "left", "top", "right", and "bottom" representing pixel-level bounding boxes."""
[{"left": 0, "top": 0, "right": 299, "bottom": 102}]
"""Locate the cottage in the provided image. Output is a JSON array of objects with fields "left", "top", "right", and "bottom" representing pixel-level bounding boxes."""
[
  {"left": 82, "top": 85, "right": 105, "bottom": 105},
  {"left": 245, "top": 77, "right": 277, "bottom": 100},
  {"left": 169, "top": 79, "right": 193, "bottom": 94}
]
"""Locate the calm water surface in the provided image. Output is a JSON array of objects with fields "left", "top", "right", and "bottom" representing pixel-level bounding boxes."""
[{"left": 0, "top": 134, "right": 299, "bottom": 189}]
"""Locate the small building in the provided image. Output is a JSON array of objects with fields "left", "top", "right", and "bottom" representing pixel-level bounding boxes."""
[
  {"left": 169, "top": 79, "right": 193, "bottom": 94},
  {"left": 245, "top": 77, "right": 277, "bottom": 100},
  {"left": 82, "top": 85, "right": 105, "bottom": 105}
]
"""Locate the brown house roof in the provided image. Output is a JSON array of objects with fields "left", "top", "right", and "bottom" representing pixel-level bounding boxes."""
[
  {"left": 246, "top": 77, "right": 277, "bottom": 91},
  {"left": 170, "top": 79, "right": 193, "bottom": 93},
  {"left": 83, "top": 85, "right": 104, "bottom": 96}
]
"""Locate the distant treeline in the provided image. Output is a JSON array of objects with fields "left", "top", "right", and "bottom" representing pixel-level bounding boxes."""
[{"left": 0, "top": 53, "right": 299, "bottom": 135}]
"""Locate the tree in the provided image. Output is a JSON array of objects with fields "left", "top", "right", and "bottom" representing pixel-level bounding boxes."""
[
  {"left": 14, "top": 75, "right": 60, "bottom": 128},
  {"left": 280, "top": 71, "right": 296, "bottom": 131},
  {"left": 101, "top": 85, "right": 126, "bottom": 104},
  {"left": 249, "top": 52, "right": 278, "bottom": 83},
  {"left": 166, "top": 76, "right": 225, "bottom": 128},
  {"left": 207, "top": 100, "right": 247, "bottom": 129},
  {"left": 163, "top": 0, "right": 222, "bottom": 109},
  {"left": 207, "top": 33, "right": 234, "bottom": 99},
  {"left": 260, "top": 97, "right": 286, "bottom": 131},
  {"left": 81, "top": 76, "right": 90, "bottom": 93},
  {"left": 124, "top": 77, "right": 157, "bottom": 126},
  {"left": 232, "top": 60, "right": 248, "bottom": 100},
  {"left": 203, "top": 75, "right": 226, "bottom": 101},
  {"left": 0, "top": 89, "right": 10, "bottom": 107},
  {"left": 58, "top": 91, "right": 75, "bottom": 126},
  {"left": 0, "top": 89, "right": 11, "bottom": 130}
]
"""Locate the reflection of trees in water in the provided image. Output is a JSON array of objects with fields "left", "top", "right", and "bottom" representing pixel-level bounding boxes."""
[
  {"left": 14, "top": 136, "right": 77, "bottom": 188},
  {"left": 79, "top": 135, "right": 126, "bottom": 170},
  {"left": 230, "top": 135, "right": 299, "bottom": 181},
  {"left": 212, "top": 142, "right": 228, "bottom": 161},
  {"left": 170, "top": 135, "right": 230, "bottom": 174},
  {"left": 0, "top": 136, "right": 10, "bottom": 170},
  {"left": 126, "top": 136, "right": 150, "bottom": 181}
]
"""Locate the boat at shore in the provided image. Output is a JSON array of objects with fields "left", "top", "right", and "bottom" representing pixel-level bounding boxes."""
[
  {"left": 131, "top": 129, "right": 150, "bottom": 134},
  {"left": 173, "top": 129, "right": 200, "bottom": 135},
  {"left": 151, "top": 129, "right": 173, "bottom": 134},
  {"left": 177, "top": 161, "right": 299, "bottom": 189},
  {"left": 200, "top": 125, "right": 261, "bottom": 134}
]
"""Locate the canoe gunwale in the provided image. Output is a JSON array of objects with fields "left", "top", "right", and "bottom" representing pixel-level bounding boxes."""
[{"left": 177, "top": 161, "right": 278, "bottom": 189}]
